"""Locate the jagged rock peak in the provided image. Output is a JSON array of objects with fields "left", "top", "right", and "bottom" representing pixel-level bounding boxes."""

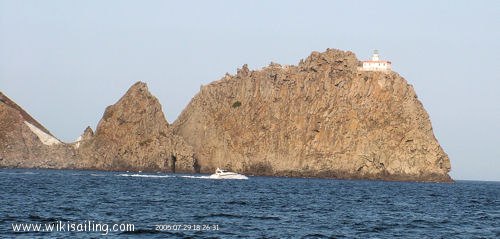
[
  {"left": 225, "top": 49, "right": 359, "bottom": 83},
  {"left": 125, "top": 81, "right": 149, "bottom": 95},
  {"left": 236, "top": 64, "right": 250, "bottom": 77},
  {"left": 76, "top": 81, "right": 194, "bottom": 173},
  {"left": 82, "top": 126, "right": 94, "bottom": 140},
  {"left": 299, "top": 48, "right": 360, "bottom": 72},
  {"left": 111, "top": 81, "right": 158, "bottom": 110},
  {"left": 96, "top": 81, "right": 169, "bottom": 136}
]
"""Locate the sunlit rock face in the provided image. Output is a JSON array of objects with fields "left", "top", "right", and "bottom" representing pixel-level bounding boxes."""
[
  {"left": 0, "top": 49, "right": 452, "bottom": 182},
  {"left": 76, "top": 82, "right": 194, "bottom": 172},
  {"left": 0, "top": 92, "right": 76, "bottom": 169},
  {"left": 173, "top": 49, "right": 452, "bottom": 182}
]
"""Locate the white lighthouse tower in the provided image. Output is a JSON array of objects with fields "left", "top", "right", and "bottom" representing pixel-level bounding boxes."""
[
  {"left": 360, "top": 50, "right": 392, "bottom": 72},
  {"left": 371, "top": 50, "right": 380, "bottom": 61}
]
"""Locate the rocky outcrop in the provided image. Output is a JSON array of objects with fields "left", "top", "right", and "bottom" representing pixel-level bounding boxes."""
[
  {"left": 173, "top": 49, "right": 452, "bottom": 182},
  {"left": 73, "top": 126, "right": 93, "bottom": 149},
  {"left": 1, "top": 83, "right": 194, "bottom": 173},
  {"left": 76, "top": 82, "right": 194, "bottom": 172},
  {"left": 0, "top": 92, "right": 77, "bottom": 168},
  {"left": 0, "top": 49, "right": 452, "bottom": 182}
]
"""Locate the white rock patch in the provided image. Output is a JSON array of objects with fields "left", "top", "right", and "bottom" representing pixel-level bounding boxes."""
[
  {"left": 24, "top": 121, "right": 61, "bottom": 146},
  {"left": 74, "top": 136, "right": 82, "bottom": 149}
]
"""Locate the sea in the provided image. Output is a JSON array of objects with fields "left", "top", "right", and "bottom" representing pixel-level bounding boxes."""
[{"left": 0, "top": 169, "right": 498, "bottom": 238}]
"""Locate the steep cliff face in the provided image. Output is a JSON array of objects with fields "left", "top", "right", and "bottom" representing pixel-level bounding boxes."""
[
  {"left": 0, "top": 49, "right": 452, "bottom": 182},
  {"left": 173, "top": 49, "right": 452, "bottom": 182},
  {"left": 0, "top": 92, "right": 76, "bottom": 168},
  {"left": 77, "top": 82, "right": 194, "bottom": 172}
]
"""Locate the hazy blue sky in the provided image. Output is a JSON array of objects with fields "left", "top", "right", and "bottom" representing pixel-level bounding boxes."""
[{"left": 1, "top": 0, "right": 498, "bottom": 181}]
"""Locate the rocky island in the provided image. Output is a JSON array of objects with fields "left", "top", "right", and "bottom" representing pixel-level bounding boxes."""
[{"left": 0, "top": 49, "right": 452, "bottom": 182}]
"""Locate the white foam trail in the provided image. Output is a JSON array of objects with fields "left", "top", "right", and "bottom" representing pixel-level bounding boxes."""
[
  {"left": 0, "top": 171, "right": 38, "bottom": 175},
  {"left": 181, "top": 175, "right": 248, "bottom": 180},
  {"left": 209, "top": 175, "right": 249, "bottom": 180},
  {"left": 117, "top": 173, "right": 174, "bottom": 178},
  {"left": 21, "top": 171, "right": 37, "bottom": 175},
  {"left": 116, "top": 174, "right": 248, "bottom": 179},
  {"left": 180, "top": 175, "right": 212, "bottom": 179}
]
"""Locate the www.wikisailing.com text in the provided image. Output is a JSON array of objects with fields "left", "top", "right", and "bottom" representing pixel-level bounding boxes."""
[{"left": 11, "top": 221, "right": 134, "bottom": 235}]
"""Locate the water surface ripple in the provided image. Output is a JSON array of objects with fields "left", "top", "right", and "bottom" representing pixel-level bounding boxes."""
[{"left": 0, "top": 169, "right": 498, "bottom": 238}]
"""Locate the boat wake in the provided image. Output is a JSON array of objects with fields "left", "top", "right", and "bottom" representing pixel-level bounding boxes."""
[
  {"left": 183, "top": 175, "right": 248, "bottom": 180},
  {"left": 209, "top": 174, "right": 249, "bottom": 180},
  {"left": 0, "top": 171, "right": 38, "bottom": 175},
  {"left": 113, "top": 173, "right": 249, "bottom": 180},
  {"left": 180, "top": 175, "right": 212, "bottom": 179},
  {"left": 117, "top": 173, "right": 174, "bottom": 178}
]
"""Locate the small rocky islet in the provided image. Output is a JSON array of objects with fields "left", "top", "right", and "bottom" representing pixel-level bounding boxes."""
[{"left": 0, "top": 49, "right": 452, "bottom": 182}]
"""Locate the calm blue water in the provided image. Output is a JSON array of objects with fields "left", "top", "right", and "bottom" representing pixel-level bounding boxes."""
[{"left": 0, "top": 169, "right": 498, "bottom": 238}]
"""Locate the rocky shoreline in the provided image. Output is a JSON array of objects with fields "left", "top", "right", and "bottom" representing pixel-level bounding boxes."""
[{"left": 0, "top": 49, "right": 452, "bottom": 182}]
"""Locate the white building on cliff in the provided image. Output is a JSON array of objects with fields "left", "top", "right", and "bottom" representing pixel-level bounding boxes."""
[{"left": 359, "top": 50, "right": 392, "bottom": 71}]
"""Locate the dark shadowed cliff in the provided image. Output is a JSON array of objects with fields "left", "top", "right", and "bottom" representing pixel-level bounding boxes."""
[{"left": 173, "top": 49, "right": 452, "bottom": 182}]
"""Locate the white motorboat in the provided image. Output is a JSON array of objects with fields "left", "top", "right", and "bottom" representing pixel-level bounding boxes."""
[{"left": 209, "top": 168, "right": 248, "bottom": 180}]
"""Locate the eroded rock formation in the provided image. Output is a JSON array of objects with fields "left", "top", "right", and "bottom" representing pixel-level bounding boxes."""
[
  {"left": 0, "top": 49, "right": 452, "bottom": 182},
  {"left": 0, "top": 92, "right": 76, "bottom": 168},
  {"left": 173, "top": 49, "right": 452, "bottom": 182},
  {"left": 76, "top": 82, "right": 194, "bottom": 172}
]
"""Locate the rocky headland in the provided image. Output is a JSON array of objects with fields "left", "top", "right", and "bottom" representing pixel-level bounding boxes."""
[
  {"left": 0, "top": 92, "right": 77, "bottom": 168},
  {"left": 0, "top": 49, "right": 452, "bottom": 182}
]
